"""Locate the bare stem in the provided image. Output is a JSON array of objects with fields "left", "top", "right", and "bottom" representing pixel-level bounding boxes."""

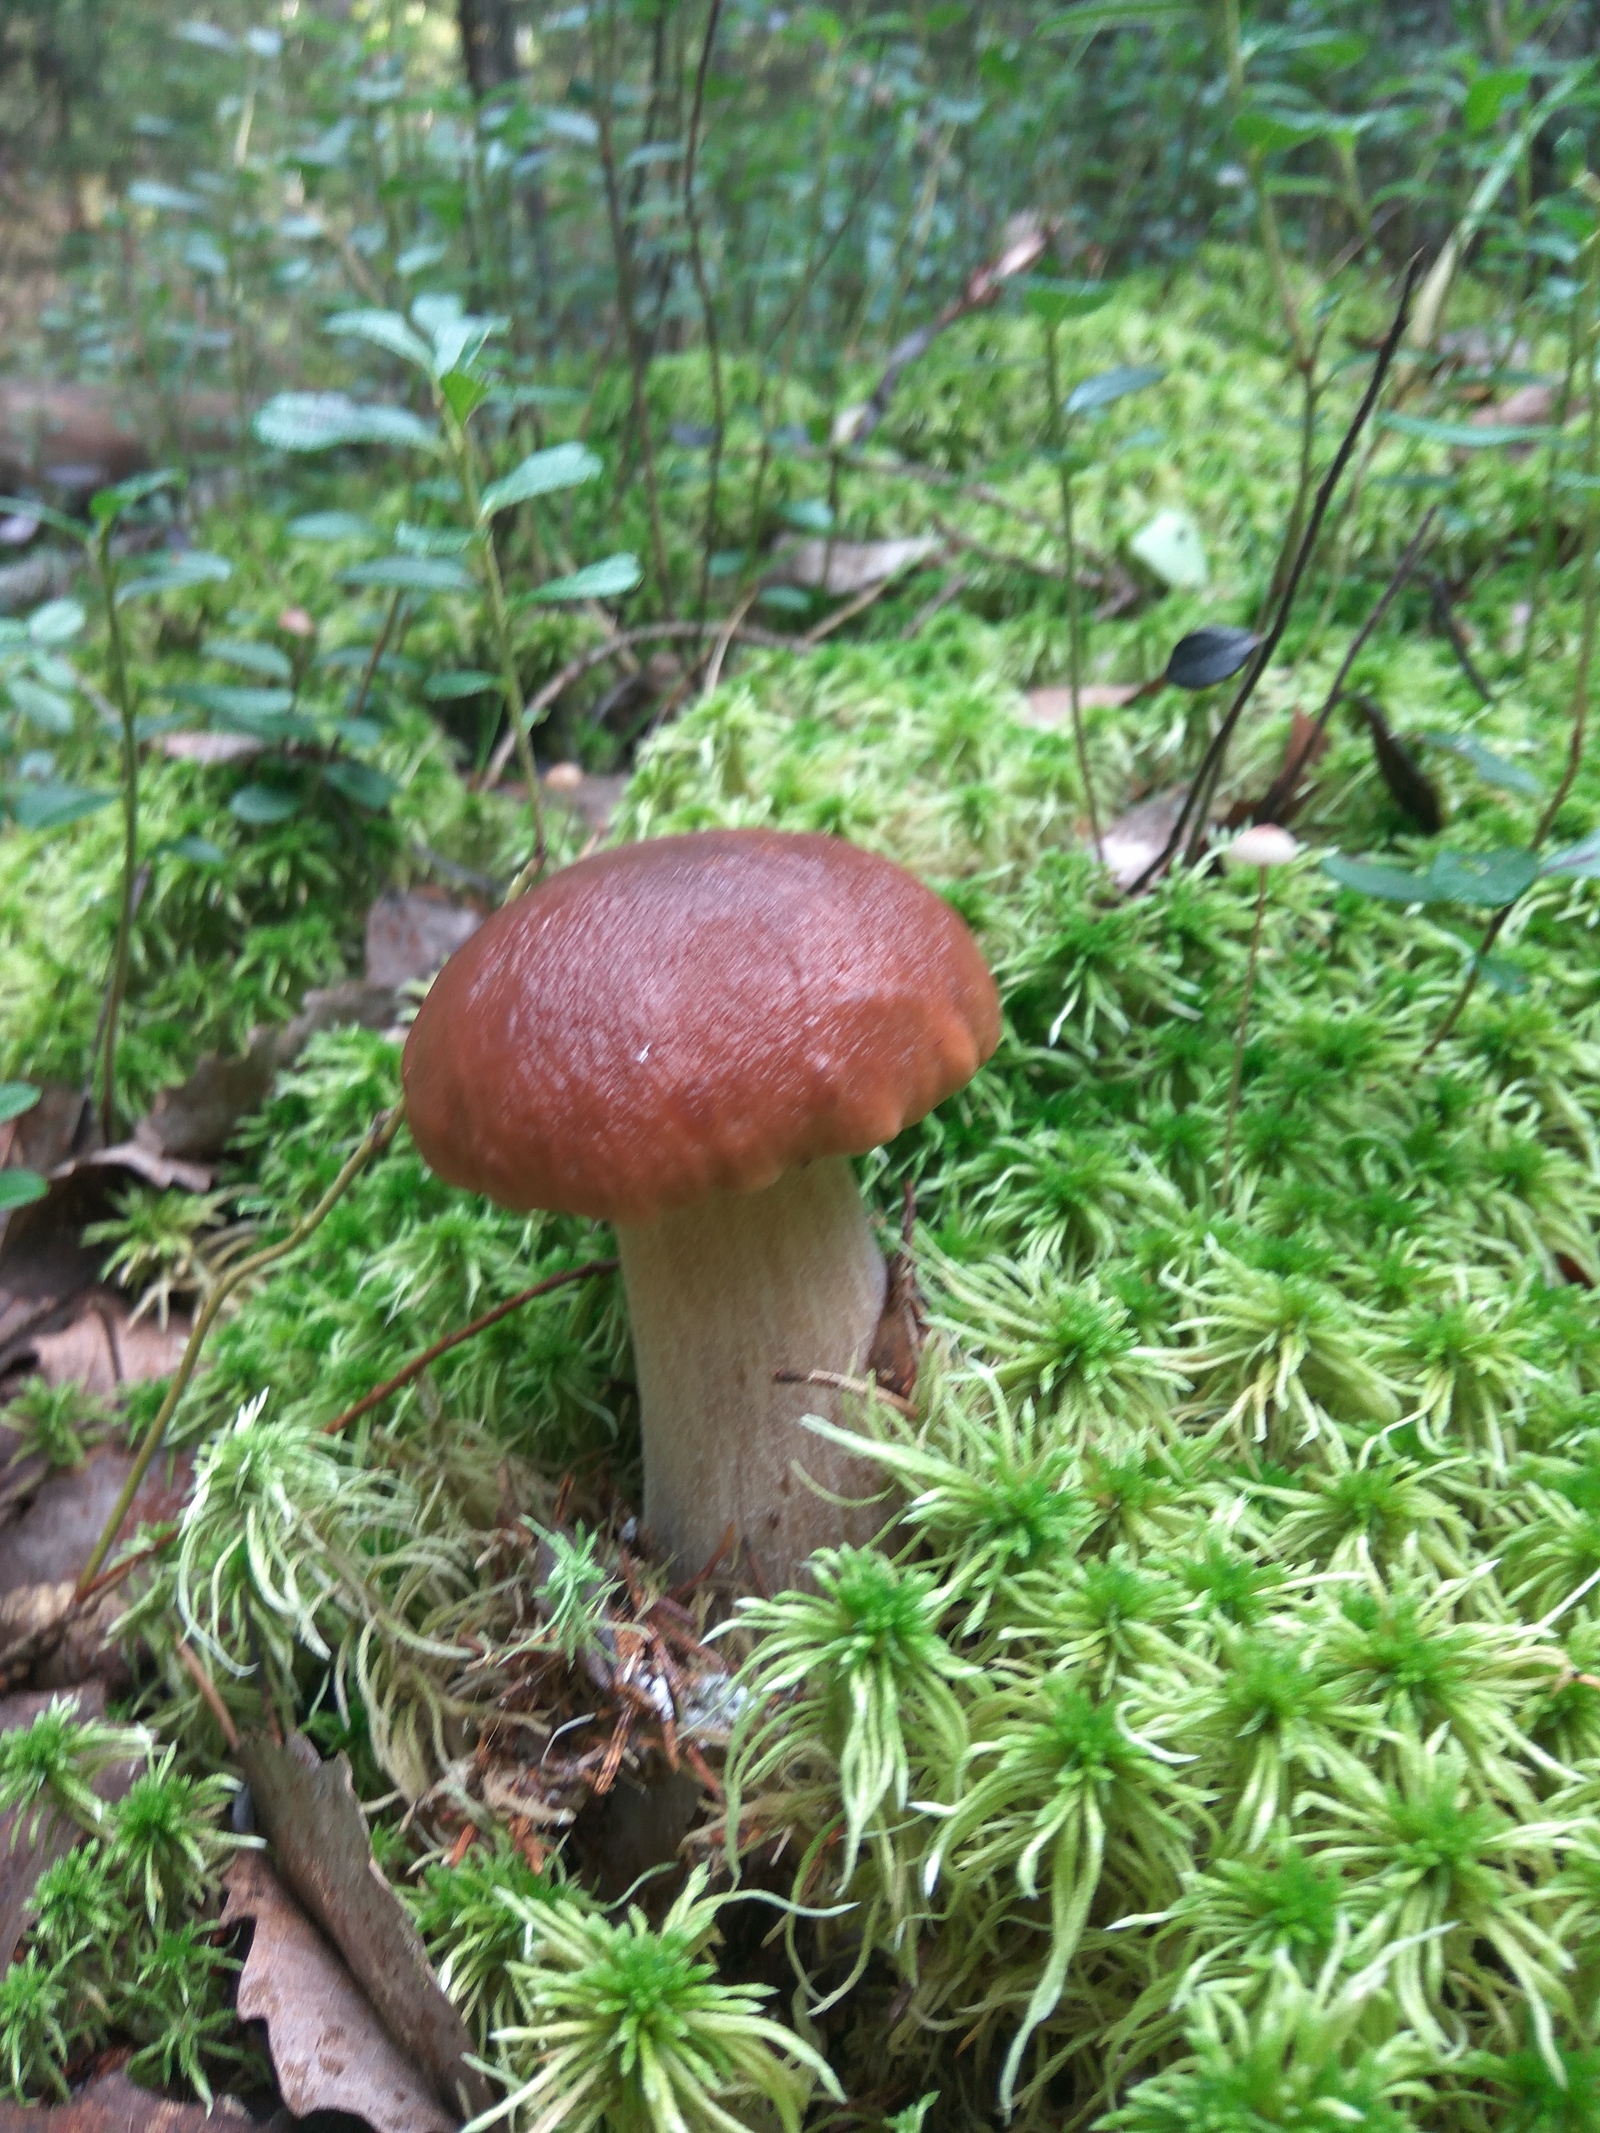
[
  {"left": 96, "top": 531, "right": 139, "bottom": 1145},
  {"left": 684, "top": 0, "right": 726, "bottom": 620}
]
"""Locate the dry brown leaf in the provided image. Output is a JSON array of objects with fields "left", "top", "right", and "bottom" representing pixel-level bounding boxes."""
[
  {"left": 0, "top": 1447, "right": 192, "bottom": 1600},
  {"left": 27, "top": 1302, "right": 190, "bottom": 1398},
  {"left": 1022, "top": 683, "right": 1140, "bottom": 727},
  {"left": 223, "top": 1854, "right": 457, "bottom": 2133},
  {"left": 237, "top": 1733, "right": 491, "bottom": 2119},
  {"left": 156, "top": 731, "right": 265, "bottom": 766},
  {"left": 772, "top": 536, "right": 940, "bottom": 595},
  {"left": 364, "top": 891, "right": 483, "bottom": 990},
  {"left": 1099, "top": 788, "right": 1192, "bottom": 890},
  {"left": 0, "top": 2064, "right": 251, "bottom": 2133}
]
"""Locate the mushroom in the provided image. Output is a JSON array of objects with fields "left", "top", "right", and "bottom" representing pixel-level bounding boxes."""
[{"left": 401, "top": 828, "right": 1000, "bottom": 1589}]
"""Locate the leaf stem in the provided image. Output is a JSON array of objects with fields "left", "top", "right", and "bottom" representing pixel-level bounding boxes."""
[{"left": 96, "top": 531, "right": 139, "bottom": 1146}]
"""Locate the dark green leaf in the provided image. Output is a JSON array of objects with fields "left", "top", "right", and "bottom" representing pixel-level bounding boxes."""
[
  {"left": 1541, "top": 826, "right": 1600, "bottom": 879},
  {"left": 9, "top": 781, "right": 116, "bottom": 831},
  {"left": 0, "top": 1082, "right": 40, "bottom": 1125},
  {"left": 229, "top": 784, "right": 299, "bottom": 825},
  {"left": 324, "top": 308, "right": 435, "bottom": 371},
  {"left": 205, "top": 638, "right": 295, "bottom": 682},
  {"left": 1423, "top": 730, "right": 1541, "bottom": 796},
  {"left": 528, "top": 553, "right": 643, "bottom": 603},
  {"left": 8, "top": 678, "right": 75, "bottom": 734},
  {"left": 1024, "top": 277, "right": 1114, "bottom": 324},
  {"left": 1423, "top": 847, "right": 1539, "bottom": 907},
  {"left": 1066, "top": 364, "right": 1164, "bottom": 415},
  {"left": 323, "top": 760, "right": 399, "bottom": 810},
  {"left": 1163, "top": 625, "right": 1258, "bottom": 690},
  {"left": 0, "top": 1168, "right": 47, "bottom": 1212},
  {"left": 288, "top": 511, "right": 376, "bottom": 543},
  {"left": 253, "top": 392, "right": 441, "bottom": 455},
  {"left": 424, "top": 669, "right": 502, "bottom": 700},
  {"left": 1321, "top": 853, "right": 1432, "bottom": 903},
  {"left": 1381, "top": 411, "right": 1555, "bottom": 449},
  {"left": 1465, "top": 68, "right": 1530, "bottom": 136},
  {"left": 116, "top": 552, "right": 232, "bottom": 603},
  {"left": 340, "top": 555, "right": 476, "bottom": 594},
  {"left": 439, "top": 369, "right": 492, "bottom": 424},
  {"left": 27, "top": 599, "right": 86, "bottom": 647},
  {"left": 478, "top": 443, "right": 602, "bottom": 518}
]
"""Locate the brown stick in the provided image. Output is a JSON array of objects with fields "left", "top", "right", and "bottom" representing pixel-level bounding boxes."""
[
  {"left": 772, "top": 1366, "right": 916, "bottom": 1419},
  {"left": 320, "top": 1257, "right": 619, "bottom": 1435}
]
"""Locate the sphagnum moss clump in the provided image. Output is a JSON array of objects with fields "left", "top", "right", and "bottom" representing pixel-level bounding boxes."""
[{"left": 10, "top": 265, "right": 1600, "bottom": 2131}]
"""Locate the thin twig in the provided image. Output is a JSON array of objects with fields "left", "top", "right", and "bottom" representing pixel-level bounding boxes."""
[
  {"left": 319, "top": 1257, "right": 619, "bottom": 1436},
  {"left": 75, "top": 1106, "right": 405, "bottom": 1599},
  {"left": 683, "top": 0, "right": 726, "bottom": 621},
  {"left": 704, "top": 587, "right": 760, "bottom": 696},
  {"left": 1132, "top": 254, "right": 1423, "bottom": 890},
  {"left": 1427, "top": 572, "right": 1494, "bottom": 701},
  {"left": 175, "top": 1638, "right": 240, "bottom": 1750}
]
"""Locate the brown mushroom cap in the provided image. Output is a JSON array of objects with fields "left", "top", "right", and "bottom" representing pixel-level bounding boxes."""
[{"left": 401, "top": 828, "right": 1000, "bottom": 1225}]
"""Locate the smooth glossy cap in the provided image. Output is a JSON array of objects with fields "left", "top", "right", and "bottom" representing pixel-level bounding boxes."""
[{"left": 402, "top": 829, "right": 1001, "bottom": 1226}]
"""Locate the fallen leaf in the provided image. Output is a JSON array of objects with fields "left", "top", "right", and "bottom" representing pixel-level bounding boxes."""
[
  {"left": 0, "top": 1447, "right": 193, "bottom": 1600},
  {"left": 1022, "top": 683, "right": 1140, "bottom": 727},
  {"left": 0, "top": 2065, "right": 253, "bottom": 2133},
  {"left": 1468, "top": 380, "right": 1553, "bottom": 454},
  {"left": 542, "top": 769, "right": 627, "bottom": 837},
  {"left": 223, "top": 1853, "right": 456, "bottom": 2133},
  {"left": 771, "top": 536, "right": 940, "bottom": 595},
  {"left": 51, "top": 1145, "right": 214, "bottom": 1195},
  {"left": 236, "top": 1733, "right": 490, "bottom": 2119},
  {"left": 27, "top": 1301, "right": 191, "bottom": 1399},
  {"left": 156, "top": 731, "right": 265, "bottom": 765},
  {"left": 364, "top": 891, "right": 482, "bottom": 989},
  {"left": 1354, "top": 696, "right": 1443, "bottom": 833},
  {"left": 136, "top": 981, "right": 400, "bottom": 1165},
  {"left": 1099, "top": 788, "right": 1192, "bottom": 889}
]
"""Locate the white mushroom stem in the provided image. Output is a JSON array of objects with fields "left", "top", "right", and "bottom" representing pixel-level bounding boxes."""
[{"left": 615, "top": 1154, "right": 889, "bottom": 1591}]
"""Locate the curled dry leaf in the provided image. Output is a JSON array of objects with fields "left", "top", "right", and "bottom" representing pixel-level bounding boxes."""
[
  {"left": 236, "top": 1732, "right": 491, "bottom": 2119},
  {"left": 364, "top": 890, "right": 483, "bottom": 990},
  {"left": 223, "top": 1853, "right": 456, "bottom": 2133},
  {"left": 771, "top": 535, "right": 940, "bottom": 595},
  {"left": 1022, "top": 682, "right": 1139, "bottom": 728}
]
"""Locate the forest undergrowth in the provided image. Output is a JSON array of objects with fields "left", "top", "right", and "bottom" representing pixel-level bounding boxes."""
[{"left": 5, "top": 246, "right": 1600, "bottom": 2133}]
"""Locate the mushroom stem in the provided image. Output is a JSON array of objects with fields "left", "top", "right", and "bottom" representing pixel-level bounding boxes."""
[{"left": 616, "top": 1154, "right": 889, "bottom": 1590}]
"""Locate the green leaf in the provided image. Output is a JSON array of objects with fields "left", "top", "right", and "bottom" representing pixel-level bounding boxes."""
[
  {"left": 229, "top": 784, "right": 299, "bottom": 825},
  {"left": 1423, "top": 730, "right": 1541, "bottom": 796},
  {"left": 324, "top": 307, "right": 436, "bottom": 372},
  {"left": 8, "top": 677, "right": 75, "bottom": 734},
  {"left": 438, "top": 368, "right": 492, "bottom": 424},
  {"left": 1424, "top": 847, "right": 1539, "bottom": 907},
  {"left": 1465, "top": 68, "right": 1530, "bottom": 136},
  {"left": 169, "top": 683, "right": 295, "bottom": 722},
  {"left": 1380, "top": 411, "right": 1555, "bottom": 450},
  {"left": 9, "top": 781, "right": 116, "bottom": 831},
  {"left": 288, "top": 511, "right": 376, "bottom": 543},
  {"left": 116, "top": 552, "right": 232, "bottom": 604},
  {"left": 27, "top": 599, "right": 86, "bottom": 647},
  {"left": 1040, "top": 1, "right": 1195, "bottom": 33},
  {"left": 0, "top": 1082, "right": 40, "bottom": 1125},
  {"left": 204, "top": 638, "right": 295, "bottom": 682},
  {"left": 1066, "top": 364, "right": 1164, "bottom": 415},
  {"left": 779, "top": 499, "right": 835, "bottom": 534},
  {"left": 170, "top": 835, "right": 226, "bottom": 865},
  {"left": 1541, "top": 826, "right": 1600, "bottom": 879},
  {"left": 91, "top": 469, "right": 184, "bottom": 526},
  {"left": 1476, "top": 951, "right": 1529, "bottom": 995},
  {"left": 528, "top": 553, "right": 643, "bottom": 603},
  {"left": 1321, "top": 853, "right": 1432, "bottom": 903},
  {"left": 323, "top": 760, "right": 399, "bottom": 809},
  {"left": 424, "top": 669, "right": 501, "bottom": 700},
  {"left": 478, "top": 443, "right": 602, "bottom": 519},
  {"left": 0, "top": 496, "right": 84, "bottom": 541},
  {"left": 253, "top": 392, "right": 441, "bottom": 455},
  {"left": 127, "top": 178, "right": 205, "bottom": 214},
  {"left": 0, "top": 1168, "right": 47, "bottom": 1212},
  {"left": 1128, "top": 507, "right": 1207, "bottom": 588},
  {"left": 1235, "top": 107, "right": 1320, "bottom": 155},
  {"left": 340, "top": 555, "right": 477, "bottom": 594},
  {"left": 1024, "top": 277, "right": 1114, "bottom": 325}
]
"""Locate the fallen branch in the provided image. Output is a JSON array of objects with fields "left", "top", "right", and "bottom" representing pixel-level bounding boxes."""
[{"left": 319, "top": 1257, "right": 619, "bottom": 1436}]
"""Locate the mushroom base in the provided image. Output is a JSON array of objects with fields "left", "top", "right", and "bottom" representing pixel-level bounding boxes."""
[{"left": 616, "top": 1154, "right": 889, "bottom": 1590}]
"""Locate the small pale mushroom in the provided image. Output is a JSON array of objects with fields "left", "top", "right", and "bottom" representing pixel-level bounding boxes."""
[{"left": 401, "top": 828, "right": 1000, "bottom": 1590}]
